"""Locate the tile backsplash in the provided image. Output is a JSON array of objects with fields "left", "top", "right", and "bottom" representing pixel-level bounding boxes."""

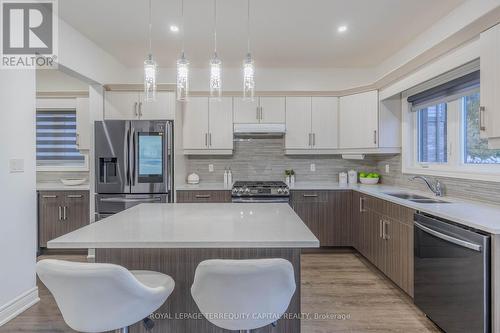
[{"left": 185, "top": 137, "right": 378, "bottom": 183}]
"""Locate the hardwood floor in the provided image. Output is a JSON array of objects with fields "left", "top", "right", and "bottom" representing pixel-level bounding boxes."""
[{"left": 0, "top": 252, "right": 439, "bottom": 333}]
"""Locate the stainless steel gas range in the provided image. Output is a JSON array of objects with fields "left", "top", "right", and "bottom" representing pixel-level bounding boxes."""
[{"left": 231, "top": 181, "right": 290, "bottom": 203}]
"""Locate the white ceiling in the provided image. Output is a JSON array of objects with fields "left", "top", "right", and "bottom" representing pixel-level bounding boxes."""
[{"left": 59, "top": 0, "right": 466, "bottom": 68}]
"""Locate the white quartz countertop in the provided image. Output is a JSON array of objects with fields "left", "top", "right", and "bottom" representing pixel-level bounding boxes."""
[
  {"left": 47, "top": 203, "right": 320, "bottom": 249},
  {"left": 37, "top": 182, "right": 90, "bottom": 191},
  {"left": 292, "top": 181, "right": 500, "bottom": 234}
]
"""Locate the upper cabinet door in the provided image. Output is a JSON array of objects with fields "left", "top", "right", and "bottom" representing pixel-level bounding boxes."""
[
  {"left": 104, "top": 91, "right": 140, "bottom": 120},
  {"left": 209, "top": 97, "right": 234, "bottom": 150},
  {"left": 311, "top": 97, "right": 338, "bottom": 149},
  {"left": 480, "top": 24, "right": 500, "bottom": 146},
  {"left": 285, "top": 97, "right": 312, "bottom": 149},
  {"left": 139, "top": 91, "right": 175, "bottom": 120},
  {"left": 339, "top": 91, "right": 379, "bottom": 149},
  {"left": 75, "top": 97, "right": 90, "bottom": 151},
  {"left": 260, "top": 97, "right": 285, "bottom": 123},
  {"left": 234, "top": 97, "right": 259, "bottom": 123},
  {"left": 182, "top": 97, "right": 209, "bottom": 150}
]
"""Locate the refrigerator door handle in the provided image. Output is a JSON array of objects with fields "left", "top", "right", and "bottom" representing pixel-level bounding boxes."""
[
  {"left": 125, "top": 126, "right": 130, "bottom": 186},
  {"left": 131, "top": 129, "right": 136, "bottom": 186}
]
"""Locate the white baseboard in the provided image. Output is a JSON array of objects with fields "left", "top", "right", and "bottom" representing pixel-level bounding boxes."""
[{"left": 0, "top": 287, "right": 39, "bottom": 326}]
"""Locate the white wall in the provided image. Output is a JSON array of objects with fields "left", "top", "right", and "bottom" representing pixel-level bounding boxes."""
[
  {"left": 0, "top": 70, "right": 38, "bottom": 325},
  {"left": 36, "top": 69, "right": 89, "bottom": 92}
]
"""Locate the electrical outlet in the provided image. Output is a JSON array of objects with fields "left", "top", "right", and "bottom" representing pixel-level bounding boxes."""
[
  {"left": 310, "top": 163, "right": 316, "bottom": 172},
  {"left": 385, "top": 164, "right": 390, "bottom": 174},
  {"left": 208, "top": 164, "right": 214, "bottom": 172},
  {"left": 9, "top": 158, "right": 24, "bottom": 173}
]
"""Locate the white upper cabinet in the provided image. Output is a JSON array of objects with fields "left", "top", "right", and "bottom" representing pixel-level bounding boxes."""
[
  {"left": 480, "top": 24, "right": 500, "bottom": 148},
  {"left": 139, "top": 92, "right": 175, "bottom": 120},
  {"left": 339, "top": 91, "right": 379, "bottom": 149},
  {"left": 285, "top": 97, "right": 338, "bottom": 152},
  {"left": 260, "top": 97, "right": 285, "bottom": 123},
  {"left": 183, "top": 97, "right": 209, "bottom": 150},
  {"left": 209, "top": 98, "right": 234, "bottom": 150},
  {"left": 75, "top": 97, "right": 90, "bottom": 151},
  {"left": 311, "top": 97, "right": 338, "bottom": 149},
  {"left": 233, "top": 98, "right": 259, "bottom": 123},
  {"left": 233, "top": 97, "right": 285, "bottom": 124},
  {"left": 104, "top": 91, "right": 174, "bottom": 120},
  {"left": 183, "top": 97, "right": 233, "bottom": 154},
  {"left": 285, "top": 97, "right": 312, "bottom": 149}
]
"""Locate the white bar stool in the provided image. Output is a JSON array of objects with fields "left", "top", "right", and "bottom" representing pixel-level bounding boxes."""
[
  {"left": 36, "top": 259, "right": 175, "bottom": 333},
  {"left": 191, "top": 258, "right": 296, "bottom": 332}
]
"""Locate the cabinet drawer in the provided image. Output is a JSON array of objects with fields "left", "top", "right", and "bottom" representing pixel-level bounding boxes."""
[
  {"left": 176, "top": 190, "right": 231, "bottom": 203},
  {"left": 290, "top": 190, "right": 328, "bottom": 203}
]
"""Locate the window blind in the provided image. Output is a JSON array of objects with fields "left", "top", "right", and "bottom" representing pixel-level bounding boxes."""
[{"left": 36, "top": 109, "right": 84, "bottom": 165}]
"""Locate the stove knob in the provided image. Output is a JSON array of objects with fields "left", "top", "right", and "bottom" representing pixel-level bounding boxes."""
[
  {"left": 232, "top": 188, "right": 239, "bottom": 194},
  {"left": 238, "top": 188, "right": 245, "bottom": 194},
  {"left": 277, "top": 188, "right": 283, "bottom": 194},
  {"left": 244, "top": 187, "right": 251, "bottom": 194},
  {"left": 283, "top": 188, "right": 289, "bottom": 195}
]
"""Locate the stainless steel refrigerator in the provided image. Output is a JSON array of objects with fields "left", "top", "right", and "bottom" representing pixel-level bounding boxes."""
[{"left": 94, "top": 120, "right": 173, "bottom": 220}]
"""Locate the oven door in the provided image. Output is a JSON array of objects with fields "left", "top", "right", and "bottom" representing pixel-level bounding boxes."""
[{"left": 231, "top": 196, "right": 290, "bottom": 203}]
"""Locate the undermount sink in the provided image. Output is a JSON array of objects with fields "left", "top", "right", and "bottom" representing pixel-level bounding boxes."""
[{"left": 384, "top": 192, "right": 450, "bottom": 204}]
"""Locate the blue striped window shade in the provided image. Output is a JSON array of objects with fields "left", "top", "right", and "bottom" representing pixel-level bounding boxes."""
[{"left": 36, "top": 109, "right": 85, "bottom": 166}]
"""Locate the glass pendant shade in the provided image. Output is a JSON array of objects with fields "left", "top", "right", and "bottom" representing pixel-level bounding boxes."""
[
  {"left": 176, "top": 53, "right": 189, "bottom": 101},
  {"left": 209, "top": 53, "right": 222, "bottom": 100},
  {"left": 243, "top": 53, "right": 255, "bottom": 100},
  {"left": 144, "top": 54, "right": 157, "bottom": 102}
]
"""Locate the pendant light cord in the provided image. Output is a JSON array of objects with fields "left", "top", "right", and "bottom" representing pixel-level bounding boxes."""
[
  {"left": 213, "top": 0, "right": 217, "bottom": 54},
  {"left": 247, "top": 0, "right": 250, "bottom": 54},
  {"left": 181, "top": 0, "right": 185, "bottom": 55},
  {"left": 148, "top": 0, "right": 152, "bottom": 55}
]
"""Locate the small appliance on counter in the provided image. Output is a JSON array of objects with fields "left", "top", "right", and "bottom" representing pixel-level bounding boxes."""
[
  {"left": 339, "top": 172, "right": 348, "bottom": 185},
  {"left": 348, "top": 170, "right": 358, "bottom": 184},
  {"left": 187, "top": 173, "right": 200, "bottom": 184}
]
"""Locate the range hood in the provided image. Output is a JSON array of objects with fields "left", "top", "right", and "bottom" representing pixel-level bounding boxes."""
[{"left": 233, "top": 123, "right": 286, "bottom": 136}]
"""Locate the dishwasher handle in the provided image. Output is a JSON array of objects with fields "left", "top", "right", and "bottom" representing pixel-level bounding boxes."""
[{"left": 414, "top": 221, "right": 482, "bottom": 252}]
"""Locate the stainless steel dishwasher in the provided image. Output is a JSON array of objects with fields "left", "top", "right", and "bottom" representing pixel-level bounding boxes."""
[{"left": 414, "top": 213, "right": 490, "bottom": 333}]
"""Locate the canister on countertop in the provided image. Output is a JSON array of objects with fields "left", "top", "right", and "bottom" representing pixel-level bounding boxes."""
[
  {"left": 348, "top": 170, "right": 358, "bottom": 184},
  {"left": 339, "top": 172, "right": 348, "bottom": 185}
]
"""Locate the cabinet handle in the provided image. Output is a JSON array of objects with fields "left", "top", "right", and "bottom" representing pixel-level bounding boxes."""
[
  {"left": 303, "top": 194, "right": 318, "bottom": 198},
  {"left": 313, "top": 133, "right": 316, "bottom": 146},
  {"left": 209, "top": 133, "right": 212, "bottom": 147},
  {"left": 379, "top": 219, "right": 383, "bottom": 238},
  {"left": 76, "top": 133, "right": 80, "bottom": 147},
  {"left": 134, "top": 102, "right": 138, "bottom": 116},
  {"left": 383, "top": 220, "right": 390, "bottom": 240},
  {"left": 63, "top": 206, "right": 67, "bottom": 220},
  {"left": 359, "top": 197, "right": 366, "bottom": 212},
  {"left": 205, "top": 133, "right": 208, "bottom": 147},
  {"left": 260, "top": 106, "right": 263, "bottom": 120},
  {"left": 42, "top": 195, "right": 57, "bottom": 198},
  {"left": 373, "top": 130, "right": 377, "bottom": 145},
  {"left": 195, "top": 194, "right": 211, "bottom": 198},
  {"left": 58, "top": 206, "right": 62, "bottom": 220},
  {"left": 480, "top": 106, "right": 486, "bottom": 131},
  {"left": 256, "top": 107, "right": 260, "bottom": 120},
  {"left": 139, "top": 102, "right": 143, "bottom": 117},
  {"left": 67, "top": 194, "right": 83, "bottom": 198},
  {"left": 308, "top": 133, "right": 312, "bottom": 146}
]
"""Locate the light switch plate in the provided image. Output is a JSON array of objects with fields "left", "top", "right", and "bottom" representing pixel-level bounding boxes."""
[
  {"left": 385, "top": 164, "right": 390, "bottom": 174},
  {"left": 208, "top": 164, "right": 214, "bottom": 172},
  {"left": 9, "top": 158, "right": 24, "bottom": 173},
  {"left": 310, "top": 163, "right": 316, "bottom": 172}
]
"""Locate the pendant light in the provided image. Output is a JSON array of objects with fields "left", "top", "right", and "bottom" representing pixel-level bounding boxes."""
[
  {"left": 209, "top": 0, "right": 222, "bottom": 100},
  {"left": 144, "top": 0, "right": 157, "bottom": 102},
  {"left": 176, "top": 0, "right": 189, "bottom": 101},
  {"left": 243, "top": 0, "right": 255, "bottom": 100}
]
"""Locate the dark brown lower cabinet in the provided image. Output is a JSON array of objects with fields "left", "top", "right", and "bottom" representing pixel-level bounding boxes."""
[
  {"left": 176, "top": 190, "right": 232, "bottom": 203},
  {"left": 290, "top": 190, "right": 351, "bottom": 247},
  {"left": 354, "top": 193, "right": 414, "bottom": 297},
  {"left": 38, "top": 191, "right": 89, "bottom": 247}
]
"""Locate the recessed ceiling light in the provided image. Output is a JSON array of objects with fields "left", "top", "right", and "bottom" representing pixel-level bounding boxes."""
[
  {"left": 337, "top": 25, "right": 348, "bottom": 33},
  {"left": 170, "top": 25, "right": 179, "bottom": 33}
]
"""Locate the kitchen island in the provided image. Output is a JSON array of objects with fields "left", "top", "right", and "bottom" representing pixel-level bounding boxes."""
[{"left": 48, "top": 203, "right": 319, "bottom": 333}]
